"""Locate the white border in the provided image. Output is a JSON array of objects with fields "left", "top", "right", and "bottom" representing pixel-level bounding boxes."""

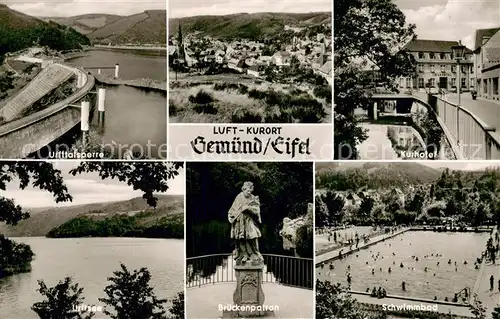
[{"left": 312, "top": 160, "right": 317, "bottom": 318}]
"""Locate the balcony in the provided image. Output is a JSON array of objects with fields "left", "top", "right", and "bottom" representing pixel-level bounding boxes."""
[{"left": 186, "top": 253, "right": 314, "bottom": 318}]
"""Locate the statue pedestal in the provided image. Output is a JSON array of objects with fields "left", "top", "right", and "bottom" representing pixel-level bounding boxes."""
[{"left": 222, "top": 264, "right": 275, "bottom": 318}]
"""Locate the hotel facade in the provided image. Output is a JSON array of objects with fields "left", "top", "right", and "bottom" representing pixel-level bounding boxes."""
[{"left": 398, "top": 39, "right": 474, "bottom": 92}]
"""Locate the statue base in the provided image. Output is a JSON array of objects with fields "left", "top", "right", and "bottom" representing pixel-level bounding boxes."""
[{"left": 221, "top": 263, "right": 275, "bottom": 318}]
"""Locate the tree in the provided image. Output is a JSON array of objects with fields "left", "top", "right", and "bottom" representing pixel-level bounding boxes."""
[
  {"left": 323, "top": 192, "right": 346, "bottom": 226},
  {"left": 359, "top": 197, "right": 375, "bottom": 222},
  {"left": 99, "top": 263, "right": 168, "bottom": 319},
  {"left": 316, "top": 280, "right": 384, "bottom": 319},
  {"left": 0, "top": 162, "right": 72, "bottom": 278},
  {"left": 168, "top": 292, "right": 184, "bottom": 319},
  {"left": 469, "top": 293, "right": 486, "bottom": 319},
  {"left": 0, "top": 161, "right": 72, "bottom": 225},
  {"left": 31, "top": 277, "right": 95, "bottom": 319},
  {"left": 406, "top": 191, "right": 425, "bottom": 214},
  {"left": 334, "top": 0, "right": 416, "bottom": 159},
  {"left": 492, "top": 306, "right": 500, "bottom": 319}
]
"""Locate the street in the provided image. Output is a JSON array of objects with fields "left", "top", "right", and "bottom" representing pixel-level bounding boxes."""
[{"left": 443, "top": 93, "right": 500, "bottom": 130}]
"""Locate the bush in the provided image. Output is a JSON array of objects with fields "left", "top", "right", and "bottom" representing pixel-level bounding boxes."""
[
  {"left": 193, "top": 103, "right": 217, "bottom": 114},
  {"left": 237, "top": 84, "right": 248, "bottom": 94},
  {"left": 313, "top": 85, "right": 332, "bottom": 101},
  {"left": 188, "top": 90, "right": 214, "bottom": 105},
  {"left": 232, "top": 108, "right": 262, "bottom": 123}
]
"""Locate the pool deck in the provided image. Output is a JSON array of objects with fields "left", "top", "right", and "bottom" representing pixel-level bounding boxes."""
[
  {"left": 315, "top": 228, "right": 410, "bottom": 265},
  {"left": 353, "top": 292, "right": 474, "bottom": 317},
  {"left": 186, "top": 282, "right": 314, "bottom": 319},
  {"left": 474, "top": 227, "right": 500, "bottom": 317},
  {"left": 317, "top": 226, "right": 497, "bottom": 318}
]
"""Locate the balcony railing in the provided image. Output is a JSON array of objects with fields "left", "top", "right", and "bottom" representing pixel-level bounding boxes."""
[{"left": 186, "top": 253, "right": 313, "bottom": 290}]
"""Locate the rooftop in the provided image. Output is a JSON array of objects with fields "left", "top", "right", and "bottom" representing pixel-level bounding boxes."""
[
  {"left": 474, "top": 27, "right": 500, "bottom": 51},
  {"left": 186, "top": 282, "right": 313, "bottom": 319},
  {"left": 403, "top": 39, "right": 473, "bottom": 54}
]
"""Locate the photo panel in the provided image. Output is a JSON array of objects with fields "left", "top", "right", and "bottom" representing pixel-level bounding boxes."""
[
  {"left": 315, "top": 161, "right": 500, "bottom": 319},
  {"left": 185, "top": 162, "right": 314, "bottom": 318},
  {"left": 0, "top": 160, "right": 185, "bottom": 319},
  {"left": 168, "top": 0, "right": 333, "bottom": 160},
  {"left": 334, "top": 0, "right": 500, "bottom": 161},
  {"left": 0, "top": 1, "right": 167, "bottom": 160}
]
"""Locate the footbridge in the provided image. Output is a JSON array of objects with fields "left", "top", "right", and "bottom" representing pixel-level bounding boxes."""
[{"left": 362, "top": 91, "right": 500, "bottom": 159}]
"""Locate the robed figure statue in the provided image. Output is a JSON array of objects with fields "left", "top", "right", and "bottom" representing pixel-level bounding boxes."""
[{"left": 228, "top": 181, "right": 264, "bottom": 265}]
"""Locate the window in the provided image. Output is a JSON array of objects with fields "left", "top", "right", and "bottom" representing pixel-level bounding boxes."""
[
  {"left": 441, "top": 65, "right": 446, "bottom": 73},
  {"left": 418, "top": 52, "right": 424, "bottom": 59},
  {"left": 451, "top": 78, "right": 456, "bottom": 87},
  {"left": 418, "top": 78, "right": 424, "bottom": 88},
  {"left": 451, "top": 65, "right": 456, "bottom": 73},
  {"left": 430, "top": 65, "right": 435, "bottom": 72},
  {"left": 430, "top": 78, "right": 436, "bottom": 87},
  {"left": 461, "top": 78, "right": 466, "bottom": 88},
  {"left": 429, "top": 52, "right": 435, "bottom": 59},
  {"left": 406, "top": 78, "right": 412, "bottom": 88},
  {"left": 440, "top": 53, "right": 445, "bottom": 59},
  {"left": 461, "top": 65, "right": 467, "bottom": 73},
  {"left": 418, "top": 64, "right": 424, "bottom": 72}
]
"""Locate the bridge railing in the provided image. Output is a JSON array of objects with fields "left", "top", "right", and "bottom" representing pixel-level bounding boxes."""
[
  {"left": 186, "top": 253, "right": 313, "bottom": 290},
  {"left": 434, "top": 96, "right": 500, "bottom": 159}
]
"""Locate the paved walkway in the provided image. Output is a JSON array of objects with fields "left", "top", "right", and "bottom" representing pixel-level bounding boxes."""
[
  {"left": 443, "top": 93, "right": 500, "bottom": 130},
  {"left": 358, "top": 124, "right": 400, "bottom": 160},
  {"left": 186, "top": 282, "right": 313, "bottom": 318},
  {"left": 473, "top": 227, "right": 500, "bottom": 317},
  {"left": 353, "top": 293, "right": 473, "bottom": 317},
  {"left": 316, "top": 228, "right": 409, "bottom": 265}
]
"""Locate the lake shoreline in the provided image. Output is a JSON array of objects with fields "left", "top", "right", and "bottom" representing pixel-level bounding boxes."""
[{"left": 95, "top": 76, "right": 167, "bottom": 93}]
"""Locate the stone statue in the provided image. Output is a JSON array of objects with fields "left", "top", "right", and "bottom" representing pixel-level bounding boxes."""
[{"left": 228, "top": 181, "right": 264, "bottom": 266}]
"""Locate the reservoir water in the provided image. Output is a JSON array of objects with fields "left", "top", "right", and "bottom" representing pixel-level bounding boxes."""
[
  {"left": 66, "top": 50, "right": 167, "bottom": 159},
  {"left": 0, "top": 237, "right": 183, "bottom": 319},
  {"left": 68, "top": 50, "right": 166, "bottom": 81}
]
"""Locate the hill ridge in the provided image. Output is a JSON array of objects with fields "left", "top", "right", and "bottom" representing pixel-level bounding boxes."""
[{"left": 0, "top": 195, "right": 183, "bottom": 237}]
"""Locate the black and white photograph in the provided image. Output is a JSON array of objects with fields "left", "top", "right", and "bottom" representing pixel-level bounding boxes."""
[
  {"left": 0, "top": 1, "right": 167, "bottom": 159},
  {"left": 185, "top": 162, "right": 314, "bottom": 318},
  {"left": 0, "top": 161, "right": 184, "bottom": 319},
  {"left": 315, "top": 161, "right": 500, "bottom": 319},
  {"left": 334, "top": 0, "right": 500, "bottom": 160},
  {"left": 168, "top": 0, "right": 332, "bottom": 124}
]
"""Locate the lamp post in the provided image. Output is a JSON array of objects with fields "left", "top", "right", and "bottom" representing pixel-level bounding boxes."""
[{"left": 451, "top": 41, "right": 466, "bottom": 144}]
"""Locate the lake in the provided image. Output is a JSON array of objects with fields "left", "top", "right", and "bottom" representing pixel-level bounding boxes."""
[
  {"left": 0, "top": 237, "right": 183, "bottom": 319},
  {"left": 68, "top": 50, "right": 166, "bottom": 81},
  {"left": 65, "top": 50, "right": 167, "bottom": 159},
  {"left": 88, "top": 85, "right": 166, "bottom": 158}
]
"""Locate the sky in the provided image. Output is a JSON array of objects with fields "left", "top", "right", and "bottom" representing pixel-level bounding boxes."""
[
  {"left": 169, "top": 0, "right": 332, "bottom": 18},
  {"left": 394, "top": 0, "right": 500, "bottom": 49},
  {"left": 1, "top": 161, "right": 185, "bottom": 208},
  {"left": 1, "top": 0, "right": 165, "bottom": 17}
]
